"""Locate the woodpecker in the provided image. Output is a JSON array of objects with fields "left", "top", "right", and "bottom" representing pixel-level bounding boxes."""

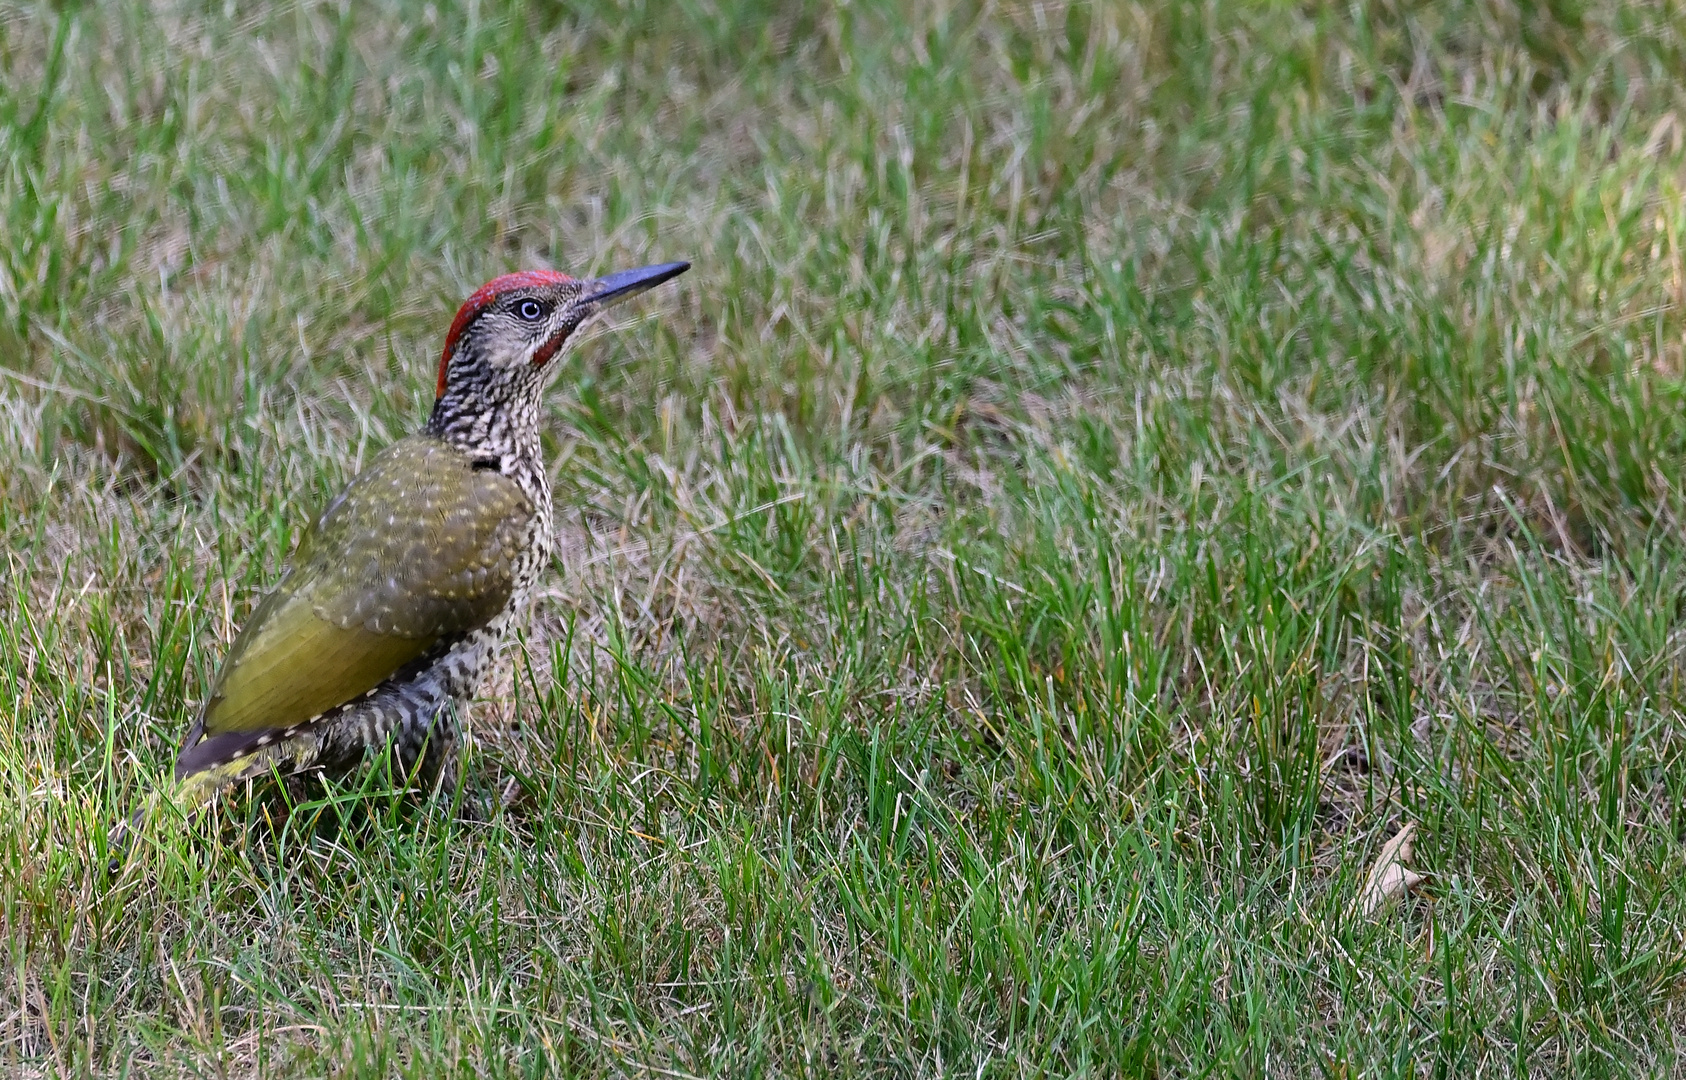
[{"left": 170, "top": 261, "right": 689, "bottom": 809}]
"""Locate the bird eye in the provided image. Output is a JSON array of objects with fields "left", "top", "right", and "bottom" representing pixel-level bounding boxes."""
[{"left": 515, "top": 299, "right": 547, "bottom": 322}]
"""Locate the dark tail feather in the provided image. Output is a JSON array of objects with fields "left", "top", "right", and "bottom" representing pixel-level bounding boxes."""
[
  {"left": 107, "top": 725, "right": 324, "bottom": 874},
  {"left": 173, "top": 727, "right": 287, "bottom": 779}
]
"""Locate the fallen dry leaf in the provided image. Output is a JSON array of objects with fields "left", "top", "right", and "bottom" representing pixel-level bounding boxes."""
[{"left": 1359, "top": 823, "right": 1424, "bottom": 916}]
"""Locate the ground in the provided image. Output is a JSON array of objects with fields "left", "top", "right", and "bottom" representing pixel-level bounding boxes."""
[{"left": 4, "top": 0, "right": 1686, "bottom": 1075}]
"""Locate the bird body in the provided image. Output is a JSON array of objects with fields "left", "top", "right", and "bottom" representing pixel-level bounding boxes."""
[{"left": 168, "top": 261, "right": 688, "bottom": 809}]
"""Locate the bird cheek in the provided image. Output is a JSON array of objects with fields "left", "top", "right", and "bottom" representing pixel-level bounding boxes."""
[{"left": 532, "top": 327, "right": 570, "bottom": 367}]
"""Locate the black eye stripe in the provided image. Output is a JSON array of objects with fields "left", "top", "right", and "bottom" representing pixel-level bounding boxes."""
[{"left": 515, "top": 299, "right": 546, "bottom": 321}]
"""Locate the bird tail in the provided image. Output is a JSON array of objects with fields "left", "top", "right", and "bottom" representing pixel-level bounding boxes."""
[
  {"left": 172, "top": 725, "right": 326, "bottom": 809},
  {"left": 108, "top": 726, "right": 325, "bottom": 873}
]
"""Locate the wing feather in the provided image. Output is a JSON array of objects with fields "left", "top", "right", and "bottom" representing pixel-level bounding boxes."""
[{"left": 176, "top": 436, "right": 532, "bottom": 776}]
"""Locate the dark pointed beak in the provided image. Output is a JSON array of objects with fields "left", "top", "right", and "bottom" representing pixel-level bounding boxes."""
[{"left": 584, "top": 261, "right": 691, "bottom": 308}]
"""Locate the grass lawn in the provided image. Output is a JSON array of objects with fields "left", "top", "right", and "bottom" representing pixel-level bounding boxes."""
[{"left": 6, "top": 0, "right": 1686, "bottom": 1074}]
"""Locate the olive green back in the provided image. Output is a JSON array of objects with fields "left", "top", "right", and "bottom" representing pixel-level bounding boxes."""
[{"left": 199, "top": 436, "right": 534, "bottom": 735}]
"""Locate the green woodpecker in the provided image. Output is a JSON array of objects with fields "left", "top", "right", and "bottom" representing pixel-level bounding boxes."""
[{"left": 170, "top": 261, "right": 689, "bottom": 807}]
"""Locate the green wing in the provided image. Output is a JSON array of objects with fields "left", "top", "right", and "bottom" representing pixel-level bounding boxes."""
[{"left": 176, "top": 436, "right": 532, "bottom": 775}]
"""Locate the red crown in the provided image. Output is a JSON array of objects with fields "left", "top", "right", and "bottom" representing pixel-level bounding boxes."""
[{"left": 436, "top": 270, "right": 573, "bottom": 397}]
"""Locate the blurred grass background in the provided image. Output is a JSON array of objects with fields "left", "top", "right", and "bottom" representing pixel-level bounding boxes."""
[{"left": 6, "top": 0, "right": 1686, "bottom": 1074}]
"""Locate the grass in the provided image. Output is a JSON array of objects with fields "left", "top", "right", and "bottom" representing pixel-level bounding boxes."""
[{"left": 5, "top": 0, "right": 1686, "bottom": 1073}]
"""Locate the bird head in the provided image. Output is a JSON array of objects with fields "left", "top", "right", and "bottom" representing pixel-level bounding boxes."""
[{"left": 434, "top": 260, "right": 690, "bottom": 400}]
